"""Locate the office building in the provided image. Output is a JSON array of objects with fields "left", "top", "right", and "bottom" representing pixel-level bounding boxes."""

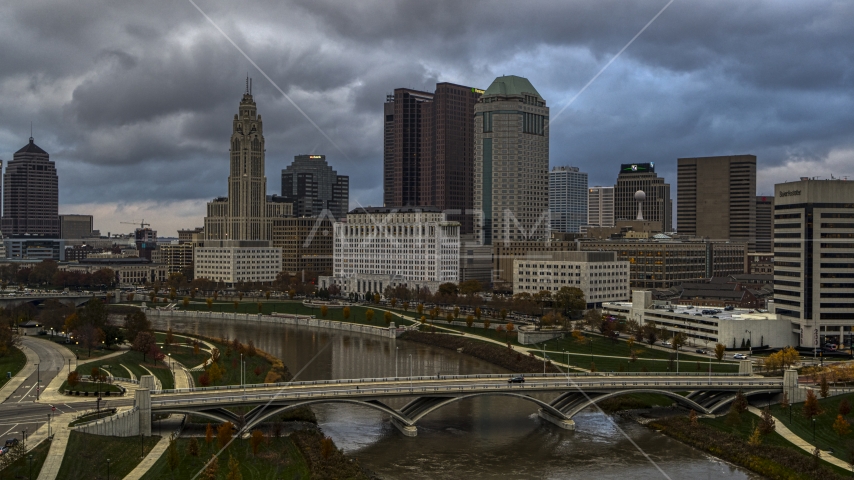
[
  {"left": 2, "top": 137, "right": 59, "bottom": 237},
  {"left": 604, "top": 291, "right": 791, "bottom": 349},
  {"left": 614, "top": 163, "right": 671, "bottom": 232},
  {"left": 59, "top": 215, "right": 94, "bottom": 239},
  {"left": 459, "top": 234, "right": 493, "bottom": 286},
  {"left": 319, "top": 207, "right": 460, "bottom": 294},
  {"left": 474, "top": 75, "right": 549, "bottom": 245},
  {"left": 513, "top": 251, "right": 630, "bottom": 307},
  {"left": 549, "top": 166, "right": 588, "bottom": 234},
  {"left": 178, "top": 227, "right": 204, "bottom": 243},
  {"left": 771, "top": 179, "right": 854, "bottom": 349},
  {"left": 194, "top": 240, "right": 282, "bottom": 286},
  {"left": 756, "top": 195, "right": 774, "bottom": 253},
  {"left": 281, "top": 154, "right": 349, "bottom": 221},
  {"left": 3, "top": 238, "right": 65, "bottom": 261},
  {"left": 578, "top": 237, "right": 747, "bottom": 290},
  {"left": 492, "top": 236, "right": 579, "bottom": 290},
  {"left": 383, "top": 83, "right": 481, "bottom": 232},
  {"left": 62, "top": 257, "right": 167, "bottom": 286},
  {"left": 677, "top": 155, "right": 757, "bottom": 250},
  {"left": 587, "top": 186, "right": 615, "bottom": 227},
  {"left": 160, "top": 243, "right": 194, "bottom": 275},
  {"left": 204, "top": 79, "right": 290, "bottom": 241},
  {"left": 747, "top": 252, "right": 773, "bottom": 274},
  {"left": 271, "top": 217, "right": 334, "bottom": 275}
]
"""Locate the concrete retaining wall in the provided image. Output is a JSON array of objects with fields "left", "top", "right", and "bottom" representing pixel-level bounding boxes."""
[
  {"left": 517, "top": 329, "right": 564, "bottom": 345},
  {"left": 147, "top": 309, "right": 405, "bottom": 339},
  {"left": 73, "top": 407, "right": 140, "bottom": 437}
]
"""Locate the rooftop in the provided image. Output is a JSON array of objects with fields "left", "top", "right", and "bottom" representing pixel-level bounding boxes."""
[
  {"left": 15, "top": 137, "right": 48, "bottom": 155},
  {"left": 483, "top": 75, "right": 542, "bottom": 100},
  {"left": 348, "top": 206, "right": 442, "bottom": 214},
  {"left": 603, "top": 301, "right": 776, "bottom": 321}
]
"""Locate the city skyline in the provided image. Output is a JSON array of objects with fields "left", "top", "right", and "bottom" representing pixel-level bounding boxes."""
[{"left": 1, "top": 1, "right": 853, "bottom": 237}]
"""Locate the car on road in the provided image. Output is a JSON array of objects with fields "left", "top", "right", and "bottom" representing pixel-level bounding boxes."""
[
  {"left": 508, "top": 376, "right": 525, "bottom": 383},
  {"left": 695, "top": 349, "right": 707, "bottom": 354},
  {"left": 661, "top": 341, "right": 671, "bottom": 347},
  {"left": 733, "top": 353, "right": 748, "bottom": 360}
]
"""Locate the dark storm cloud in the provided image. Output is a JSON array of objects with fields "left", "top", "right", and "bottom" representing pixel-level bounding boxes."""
[{"left": 1, "top": 0, "right": 853, "bottom": 236}]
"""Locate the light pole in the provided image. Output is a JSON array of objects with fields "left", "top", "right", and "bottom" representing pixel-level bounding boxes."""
[
  {"left": 240, "top": 353, "right": 244, "bottom": 394},
  {"left": 35, "top": 363, "right": 40, "bottom": 401},
  {"left": 813, "top": 418, "right": 816, "bottom": 441},
  {"left": 107, "top": 458, "right": 111, "bottom": 480},
  {"left": 47, "top": 414, "right": 51, "bottom": 438},
  {"left": 395, "top": 347, "right": 398, "bottom": 378},
  {"left": 408, "top": 354, "right": 412, "bottom": 390},
  {"left": 28, "top": 454, "right": 33, "bottom": 480}
]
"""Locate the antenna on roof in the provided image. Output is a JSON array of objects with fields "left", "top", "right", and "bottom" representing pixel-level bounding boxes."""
[
  {"left": 30, "top": 121, "right": 33, "bottom": 141},
  {"left": 250, "top": 78, "right": 252, "bottom": 95},
  {"left": 245, "top": 74, "right": 249, "bottom": 94}
]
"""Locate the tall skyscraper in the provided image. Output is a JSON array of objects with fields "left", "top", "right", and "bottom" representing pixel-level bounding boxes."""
[
  {"left": 281, "top": 154, "right": 349, "bottom": 220},
  {"left": 2, "top": 137, "right": 59, "bottom": 237},
  {"left": 755, "top": 195, "right": 774, "bottom": 253},
  {"left": 772, "top": 179, "right": 854, "bottom": 349},
  {"left": 613, "top": 163, "right": 671, "bottom": 231},
  {"left": 474, "top": 75, "right": 549, "bottom": 245},
  {"left": 588, "top": 186, "right": 615, "bottom": 227},
  {"left": 549, "top": 166, "right": 587, "bottom": 233},
  {"left": 383, "top": 83, "right": 481, "bottom": 232},
  {"left": 677, "top": 155, "right": 757, "bottom": 250},
  {"left": 204, "top": 79, "right": 291, "bottom": 241}
]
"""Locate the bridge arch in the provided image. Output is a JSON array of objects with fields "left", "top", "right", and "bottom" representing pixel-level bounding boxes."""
[
  {"left": 558, "top": 389, "right": 710, "bottom": 418},
  {"left": 403, "top": 392, "right": 567, "bottom": 424}
]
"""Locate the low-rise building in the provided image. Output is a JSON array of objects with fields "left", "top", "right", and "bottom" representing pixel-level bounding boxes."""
[
  {"left": 747, "top": 252, "right": 773, "bottom": 275},
  {"left": 320, "top": 206, "right": 460, "bottom": 295},
  {"left": 491, "top": 236, "right": 579, "bottom": 291},
  {"left": 160, "top": 243, "right": 194, "bottom": 275},
  {"left": 652, "top": 275, "right": 773, "bottom": 310},
  {"left": 62, "top": 257, "right": 168, "bottom": 286},
  {"left": 194, "top": 240, "right": 282, "bottom": 286},
  {"left": 513, "top": 251, "right": 629, "bottom": 307},
  {"left": 4, "top": 238, "right": 65, "bottom": 261},
  {"left": 604, "top": 290, "right": 793, "bottom": 349},
  {"left": 271, "top": 217, "right": 333, "bottom": 275}
]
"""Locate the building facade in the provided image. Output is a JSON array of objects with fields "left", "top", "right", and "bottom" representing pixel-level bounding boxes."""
[
  {"left": 747, "top": 252, "right": 773, "bottom": 274},
  {"left": 2, "top": 137, "right": 59, "bottom": 237},
  {"left": 755, "top": 195, "right": 774, "bottom": 253},
  {"left": 513, "top": 251, "right": 630, "bottom": 307},
  {"left": 204, "top": 80, "right": 288, "bottom": 241},
  {"left": 62, "top": 257, "right": 168, "bottom": 286},
  {"left": 459, "top": 234, "right": 493, "bottom": 286},
  {"left": 383, "top": 83, "right": 481, "bottom": 233},
  {"left": 614, "top": 163, "right": 671, "bottom": 232},
  {"left": 474, "top": 75, "right": 549, "bottom": 245},
  {"left": 320, "top": 207, "right": 460, "bottom": 294},
  {"left": 280, "top": 154, "right": 349, "bottom": 221},
  {"left": 549, "top": 166, "right": 588, "bottom": 234},
  {"left": 59, "top": 215, "right": 94, "bottom": 239},
  {"left": 4, "top": 238, "right": 65, "bottom": 261},
  {"left": 193, "top": 241, "right": 282, "bottom": 286},
  {"left": 578, "top": 238, "right": 747, "bottom": 290},
  {"left": 491, "top": 237, "right": 578, "bottom": 290},
  {"left": 160, "top": 243, "right": 194, "bottom": 275},
  {"left": 677, "top": 155, "right": 757, "bottom": 250},
  {"left": 587, "top": 186, "right": 615, "bottom": 227},
  {"left": 771, "top": 179, "right": 854, "bottom": 349},
  {"left": 271, "top": 217, "right": 334, "bottom": 275}
]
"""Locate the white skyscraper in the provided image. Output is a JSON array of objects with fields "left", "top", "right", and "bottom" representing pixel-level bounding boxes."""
[
  {"left": 587, "top": 186, "right": 615, "bottom": 227},
  {"left": 549, "top": 166, "right": 588, "bottom": 233}
]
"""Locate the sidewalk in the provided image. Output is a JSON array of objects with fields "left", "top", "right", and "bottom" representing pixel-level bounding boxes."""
[
  {"left": 0, "top": 343, "right": 38, "bottom": 402},
  {"left": 35, "top": 412, "right": 75, "bottom": 480},
  {"left": 747, "top": 405, "right": 849, "bottom": 470},
  {"left": 122, "top": 415, "right": 184, "bottom": 480}
]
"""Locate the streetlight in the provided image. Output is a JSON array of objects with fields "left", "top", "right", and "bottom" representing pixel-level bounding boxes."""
[
  {"left": 408, "top": 354, "right": 412, "bottom": 390},
  {"left": 28, "top": 454, "right": 33, "bottom": 480},
  {"left": 35, "top": 363, "right": 40, "bottom": 401},
  {"left": 813, "top": 418, "right": 816, "bottom": 441},
  {"left": 47, "top": 414, "right": 51, "bottom": 438},
  {"left": 395, "top": 347, "right": 398, "bottom": 378},
  {"left": 107, "top": 459, "right": 111, "bottom": 480}
]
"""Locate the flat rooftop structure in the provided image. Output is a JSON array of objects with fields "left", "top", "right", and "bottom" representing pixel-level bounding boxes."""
[{"left": 603, "top": 301, "right": 774, "bottom": 322}]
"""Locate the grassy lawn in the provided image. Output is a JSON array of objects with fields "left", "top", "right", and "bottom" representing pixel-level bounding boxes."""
[
  {"left": 69, "top": 350, "right": 174, "bottom": 390},
  {"left": 59, "top": 380, "right": 123, "bottom": 394},
  {"left": 598, "top": 392, "right": 675, "bottom": 412},
  {"left": 0, "top": 346, "right": 27, "bottom": 389},
  {"left": 140, "top": 435, "right": 310, "bottom": 480},
  {"left": 179, "top": 300, "right": 408, "bottom": 328},
  {"left": 1, "top": 436, "right": 50, "bottom": 479},
  {"left": 769, "top": 391, "right": 854, "bottom": 454},
  {"left": 45, "top": 336, "right": 118, "bottom": 360},
  {"left": 163, "top": 345, "right": 209, "bottom": 370},
  {"left": 57, "top": 431, "right": 161, "bottom": 480},
  {"left": 702, "top": 409, "right": 851, "bottom": 476},
  {"left": 190, "top": 337, "right": 273, "bottom": 387}
]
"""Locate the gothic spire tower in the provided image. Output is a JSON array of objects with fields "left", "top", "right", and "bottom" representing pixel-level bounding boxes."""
[{"left": 204, "top": 78, "right": 289, "bottom": 241}]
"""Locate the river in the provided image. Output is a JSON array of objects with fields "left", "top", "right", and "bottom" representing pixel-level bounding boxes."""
[{"left": 151, "top": 315, "right": 755, "bottom": 479}]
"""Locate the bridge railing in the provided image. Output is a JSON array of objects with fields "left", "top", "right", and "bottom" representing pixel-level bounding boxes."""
[
  {"left": 156, "top": 370, "right": 753, "bottom": 395},
  {"left": 151, "top": 379, "right": 784, "bottom": 408}
]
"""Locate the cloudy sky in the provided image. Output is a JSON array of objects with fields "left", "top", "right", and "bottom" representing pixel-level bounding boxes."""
[{"left": 2, "top": 0, "right": 853, "bottom": 236}]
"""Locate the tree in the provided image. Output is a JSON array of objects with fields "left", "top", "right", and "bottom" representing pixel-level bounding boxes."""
[
  {"left": 499, "top": 309, "right": 508, "bottom": 322},
  {"left": 506, "top": 322, "right": 515, "bottom": 339},
  {"left": 250, "top": 430, "right": 264, "bottom": 456},
  {"left": 643, "top": 321, "right": 658, "bottom": 345},
  {"left": 465, "top": 315, "right": 474, "bottom": 328},
  {"left": 714, "top": 343, "right": 726, "bottom": 362},
  {"left": 390, "top": 298, "right": 397, "bottom": 308},
  {"left": 206, "top": 298, "right": 213, "bottom": 310},
  {"left": 748, "top": 426, "right": 763, "bottom": 446},
  {"left": 438, "top": 282, "right": 459, "bottom": 297},
  {"left": 445, "top": 312, "right": 453, "bottom": 323},
  {"left": 384, "top": 311, "right": 392, "bottom": 326},
  {"left": 731, "top": 390, "right": 748, "bottom": 415},
  {"left": 689, "top": 410, "right": 698, "bottom": 427},
  {"left": 201, "top": 455, "right": 219, "bottom": 480},
  {"left": 205, "top": 423, "right": 214, "bottom": 444},
  {"left": 167, "top": 433, "right": 180, "bottom": 473},
  {"left": 417, "top": 304, "right": 424, "bottom": 315},
  {"left": 320, "top": 436, "right": 335, "bottom": 459},
  {"left": 342, "top": 306, "right": 350, "bottom": 320},
  {"left": 165, "top": 328, "right": 174, "bottom": 348},
  {"left": 839, "top": 398, "right": 851, "bottom": 417},
  {"left": 459, "top": 280, "right": 482, "bottom": 296},
  {"left": 474, "top": 307, "right": 482, "bottom": 321},
  {"left": 133, "top": 331, "right": 157, "bottom": 362},
  {"left": 125, "top": 310, "right": 151, "bottom": 342},
  {"left": 183, "top": 297, "right": 190, "bottom": 308},
  {"left": 149, "top": 343, "right": 165, "bottom": 366},
  {"left": 67, "top": 371, "right": 80, "bottom": 389},
  {"left": 834, "top": 414, "right": 851, "bottom": 437},
  {"left": 187, "top": 436, "right": 200, "bottom": 457},
  {"left": 75, "top": 323, "right": 104, "bottom": 357},
  {"left": 402, "top": 301, "right": 410, "bottom": 312},
  {"left": 554, "top": 287, "right": 586, "bottom": 317},
  {"left": 320, "top": 305, "right": 328, "bottom": 317},
  {"left": 759, "top": 407, "right": 776, "bottom": 435},
  {"left": 483, "top": 319, "right": 491, "bottom": 330},
  {"left": 226, "top": 455, "right": 242, "bottom": 480},
  {"left": 217, "top": 421, "right": 234, "bottom": 448},
  {"left": 365, "top": 309, "right": 375, "bottom": 323},
  {"left": 233, "top": 300, "right": 239, "bottom": 311},
  {"left": 802, "top": 389, "right": 822, "bottom": 419},
  {"left": 820, "top": 375, "right": 830, "bottom": 398}
]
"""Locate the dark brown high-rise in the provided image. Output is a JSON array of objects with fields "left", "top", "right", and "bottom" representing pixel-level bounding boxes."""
[
  {"left": 2, "top": 137, "right": 59, "bottom": 237},
  {"left": 383, "top": 83, "right": 481, "bottom": 233}
]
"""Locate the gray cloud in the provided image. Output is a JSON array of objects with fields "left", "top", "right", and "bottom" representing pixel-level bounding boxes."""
[{"left": 1, "top": 0, "right": 853, "bottom": 236}]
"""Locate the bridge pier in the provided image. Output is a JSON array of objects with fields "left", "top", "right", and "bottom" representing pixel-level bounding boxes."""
[
  {"left": 137, "top": 375, "right": 156, "bottom": 436},
  {"left": 390, "top": 418, "right": 417, "bottom": 437},
  {"left": 537, "top": 409, "right": 575, "bottom": 431}
]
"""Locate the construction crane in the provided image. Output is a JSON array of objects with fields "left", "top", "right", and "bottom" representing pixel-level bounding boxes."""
[{"left": 121, "top": 219, "right": 151, "bottom": 230}]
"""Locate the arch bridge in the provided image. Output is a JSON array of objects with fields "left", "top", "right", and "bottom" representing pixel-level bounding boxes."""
[{"left": 144, "top": 372, "right": 786, "bottom": 436}]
